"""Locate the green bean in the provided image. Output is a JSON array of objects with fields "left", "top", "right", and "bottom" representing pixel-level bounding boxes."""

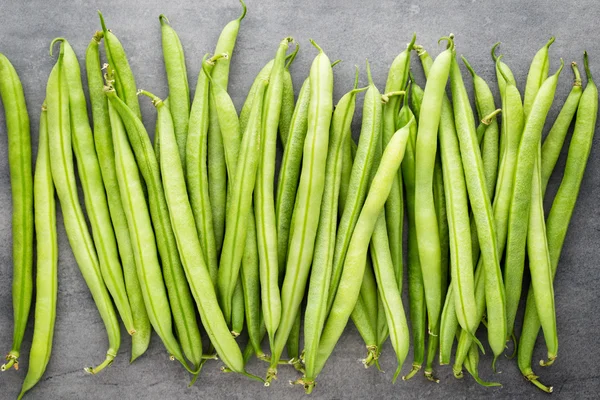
[
  {"left": 504, "top": 61, "right": 563, "bottom": 352},
  {"left": 439, "top": 285, "right": 458, "bottom": 365},
  {"left": 57, "top": 38, "right": 135, "bottom": 335},
  {"left": 106, "top": 85, "right": 195, "bottom": 375},
  {"left": 524, "top": 37, "right": 555, "bottom": 118},
  {"left": 139, "top": 90, "right": 261, "bottom": 381},
  {"left": 187, "top": 54, "right": 224, "bottom": 309},
  {"left": 303, "top": 74, "right": 365, "bottom": 382},
  {"left": 86, "top": 33, "right": 150, "bottom": 362},
  {"left": 106, "top": 83, "right": 203, "bottom": 371},
  {"left": 208, "top": 1, "right": 247, "bottom": 252},
  {"left": 47, "top": 44, "right": 120, "bottom": 374},
  {"left": 399, "top": 90, "right": 426, "bottom": 380},
  {"left": 309, "top": 118, "right": 413, "bottom": 390},
  {"left": 98, "top": 11, "right": 141, "bottom": 119},
  {"left": 276, "top": 76, "right": 310, "bottom": 277},
  {"left": 358, "top": 257, "right": 379, "bottom": 366},
  {"left": 370, "top": 210, "right": 410, "bottom": 382},
  {"left": 541, "top": 62, "right": 583, "bottom": 191},
  {"left": 206, "top": 55, "right": 265, "bottom": 325},
  {"left": 159, "top": 15, "right": 189, "bottom": 164},
  {"left": 0, "top": 53, "right": 33, "bottom": 372},
  {"left": 327, "top": 61, "right": 383, "bottom": 314},
  {"left": 450, "top": 51, "right": 506, "bottom": 360},
  {"left": 527, "top": 144, "right": 557, "bottom": 366},
  {"left": 519, "top": 54, "right": 597, "bottom": 393},
  {"left": 279, "top": 44, "right": 299, "bottom": 146},
  {"left": 16, "top": 104, "right": 56, "bottom": 398},
  {"left": 267, "top": 40, "right": 332, "bottom": 384},
  {"left": 256, "top": 37, "right": 293, "bottom": 351},
  {"left": 413, "top": 40, "right": 453, "bottom": 355},
  {"left": 382, "top": 35, "right": 415, "bottom": 292},
  {"left": 287, "top": 309, "right": 303, "bottom": 372}
]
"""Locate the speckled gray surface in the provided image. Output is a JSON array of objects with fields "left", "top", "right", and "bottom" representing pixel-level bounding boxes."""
[{"left": 1, "top": 0, "right": 599, "bottom": 398}]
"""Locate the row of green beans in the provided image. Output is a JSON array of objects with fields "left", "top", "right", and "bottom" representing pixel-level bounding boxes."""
[{"left": 1, "top": 2, "right": 597, "bottom": 397}]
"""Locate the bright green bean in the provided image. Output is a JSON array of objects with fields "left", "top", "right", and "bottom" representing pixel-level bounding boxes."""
[
  {"left": 0, "top": 53, "right": 33, "bottom": 372},
  {"left": 523, "top": 37, "right": 555, "bottom": 118},
  {"left": 256, "top": 37, "right": 293, "bottom": 350},
  {"left": 16, "top": 104, "right": 56, "bottom": 398},
  {"left": 279, "top": 43, "right": 299, "bottom": 146}
]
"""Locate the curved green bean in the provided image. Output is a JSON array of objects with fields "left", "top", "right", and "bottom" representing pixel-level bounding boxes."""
[
  {"left": 0, "top": 53, "right": 33, "bottom": 372},
  {"left": 523, "top": 37, "right": 555, "bottom": 118},
  {"left": 16, "top": 104, "right": 57, "bottom": 398}
]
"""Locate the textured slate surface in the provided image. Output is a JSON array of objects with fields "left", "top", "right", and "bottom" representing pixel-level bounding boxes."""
[{"left": 1, "top": 0, "right": 599, "bottom": 398}]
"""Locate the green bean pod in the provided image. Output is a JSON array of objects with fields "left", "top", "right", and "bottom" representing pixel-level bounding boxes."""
[
  {"left": 47, "top": 46, "right": 120, "bottom": 374},
  {"left": 327, "top": 61, "right": 382, "bottom": 314},
  {"left": 187, "top": 54, "right": 223, "bottom": 307},
  {"left": 399, "top": 93, "right": 426, "bottom": 380},
  {"left": 140, "top": 90, "right": 260, "bottom": 381},
  {"left": 267, "top": 40, "right": 332, "bottom": 384},
  {"left": 382, "top": 35, "right": 415, "bottom": 290},
  {"left": 491, "top": 43, "right": 517, "bottom": 157},
  {"left": 0, "top": 53, "right": 33, "bottom": 372},
  {"left": 106, "top": 90, "right": 194, "bottom": 374},
  {"left": 541, "top": 62, "right": 583, "bottom": 191},
  {"left": 450, "top": 53, "right": 506, "bottom": 359},
  {"left": 370, "top": 209, "right": 410, "bottom": 382},
  {"left": 231, "top": 281, "right": 245, "bottom": 337},
  {"left": 463, "top": 342, "right": 501, "bottom": 387},
  {"left": 309, "top": 118, "right": 412, "bottom": 390},
  {"left": 504, "top": 61, "right": 563, "bottom": 345},
  {"left": 303, "top": 78, "right": 365, "bottom": 382},
  {"left": 413, "top": 41, "right": 454, "bottom": 339},
  {"left": 86, "top": 33, "right": 151, "bottom": 362},
  {"left": 519, "top": 55, "right": 597, "bottom": 393},
  {"left": 16, "top": 104, "right": 56, "bottom": 398},
  {"left": 106, "top": 85, "right": 203, "bottom": 371},
  {"left": 159, "top": 15, "right": 189, "bottom": 163},
  {"left": 276, "top": 77, "right": 310, "bottom": 277},
  {"left": 526, "top": 144, "right": 557, "bottom": 365},
  {"left": 256, "top": 37, "right": 293, "bottom": 349},
  {"left": 279, "top": 43, "right": 299, "bottom": 146},
  {"left": 57, "top": 38, "right": 135, "bottom": 335},
  {"left": 98, "top": 11, "right": 141, "bottom": 119},
  {"left": 523, "top": 37, "right": 555, "bottom": 118}
]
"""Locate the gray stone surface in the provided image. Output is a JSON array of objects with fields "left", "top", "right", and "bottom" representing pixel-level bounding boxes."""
[{"left": 1, "top": 0, "right": 599, "bottom": 398}]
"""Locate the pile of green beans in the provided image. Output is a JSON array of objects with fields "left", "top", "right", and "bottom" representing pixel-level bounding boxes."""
[{"left": 0, "top": 2, "right": 597, "bottom": 397}]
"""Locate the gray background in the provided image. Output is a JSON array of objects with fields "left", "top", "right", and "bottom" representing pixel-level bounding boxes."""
[{"left": 1, "top": 0, "right": 599, "bottom": 398}]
